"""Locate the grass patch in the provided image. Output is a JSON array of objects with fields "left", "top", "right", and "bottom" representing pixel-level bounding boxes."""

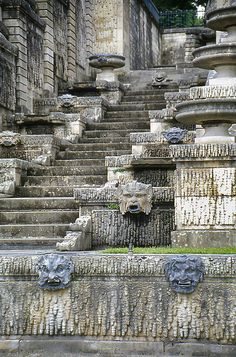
[
  {"left": 102, "top": 247, "right": 236, "bottom": 254},
  {"left": 106, "top": 203, "right": 120, "bottom": 210}
]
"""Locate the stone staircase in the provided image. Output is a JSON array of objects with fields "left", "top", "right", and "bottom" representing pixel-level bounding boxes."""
[{"left": 0, "top": 87, "right": 174, "bottom": 249}]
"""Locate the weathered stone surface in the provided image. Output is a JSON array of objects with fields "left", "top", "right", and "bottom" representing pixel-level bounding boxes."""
[
  {"left": 0, "top": 254, "right": 233, "bottom": 343},
  {"left": 36, "top": 254, "right": 74, "bottom": 291},
  {"left": 57, "top": 216, "right": 92, "bottom": 251},
  {"left": 91, "top": 209, "right": 174, "bottom": 247},
  {"left": 164, "top": 255, "right": 205, "bottom": 294},
  {"left": 118, "top": 180, "right": 153, "bottom": 215}
]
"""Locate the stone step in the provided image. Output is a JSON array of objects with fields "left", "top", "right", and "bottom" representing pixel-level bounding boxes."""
[
  {"left": 59, "top": 142, "right": 132, "bottom": 151},
  {"left": 0, "top": 224, "right": 68, "bottom": 238},
  {"left": 0, "top": 197, "right": 79, "bottom": 210},
  {"left": 16, "top": 186, "right": 75, "bottom": 197},
  {"left": 77, "top": 137, "right": 131, "bottom": 143},
  {"left": 122, "top": 94, "right": 164, "bottom": 102},
  {"left": 124, "top": 87, "right": 178, "bottom": 96},
  {"left": 107, "top": 103, "right": 165, "bottom": 111},
  {"left": 104, "top": 111, "right": 149, "bottom": 119},
  {"left": 0, "top": 210, "right": 79, "bottom": 224},
  {"left": 56, "top": 149, "right": 131, "bottom": 160},
  {"left": 83, "top": 129, "right": 148, "bottom": 139},
  {"left": 86, "top": 122, "right": 149, "bottom": 131},
  {"left": 102, "top": 116, "right": 150, "bottom": 123},
  {"left": 23, "top": 175, "right": 107, "bottom": 186},
  {"left": 0, "top": 237, "right": 62, "bottom": 248},
  {"left": 54, "top": 159, "right": 105, "bottom": 166},
  {"left": 28, "top": 166, "right": 106, "bottom": 176}
]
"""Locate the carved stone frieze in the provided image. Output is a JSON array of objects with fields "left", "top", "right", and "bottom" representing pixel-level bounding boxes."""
[
  {"left": 74, "top": 185, "right": 174, "bottom": 204},
  {"left": 0, "top": 255, "right": 233, "bottom": 340},
  {"left": 164, "top": 92, "right": 190, "bottom": 109},
  {"left": 170, "top": 143, "right": 236, "bottom": 160},
  {"left": 57, "top": 94, "right": 78, "bottom": 109},
  {"left": 0, "top": 131, "right": 21, "bottom": 146},
  {"left": 190, "top": 85, "right": 236, "bottom": 100}
]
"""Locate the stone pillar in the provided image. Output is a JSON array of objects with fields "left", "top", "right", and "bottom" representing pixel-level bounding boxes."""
[
  {"left": 171, "top": 144, "right": 236, "bottom": 247},
  {"left": 172, "top": 0, "right": 236, "bottom": 248}
]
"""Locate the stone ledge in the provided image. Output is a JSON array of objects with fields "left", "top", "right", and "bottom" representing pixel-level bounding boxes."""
[
  {"left": 0, "top": 158, "right": 30, "bottom": 170},
  {"left": 171, "top": 143, "right": 236, "bottom": 160},
  {"left": 0, "top": 254, "right": 234, "bottom": 277},
  {"left": 172, "top": 230, "right": 236, "bottom": 248},
  {"left": 0, "top": 33, "right": 18, "bottom": 56},
  {"left": 0, "top": 338, "right": 235, "bottom": 357},
  {"left": 74, "top": 186, "right": 174, "bottom": 203},
  {"left": 190, "top": 85, "right": 236, "bottom": 100},
  {"left": 2, "top": 0, "right": 46, "bottom": 29},
  {"left": 0, "top": 337, "right": 235, "bottom": 356}
]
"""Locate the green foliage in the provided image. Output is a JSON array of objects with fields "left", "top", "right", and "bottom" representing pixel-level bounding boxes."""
[
  {"left": 107, "top": 202, "right": 120, "bottom": 210},
  {"left": 153, "top": 0, "right": 207, "bottom": 10},
  {"left": 112, "top": 168, "right": 127, "bottom": 174},
  {"left": 102, "top": 247, "right": 236, "bottom": 254}
]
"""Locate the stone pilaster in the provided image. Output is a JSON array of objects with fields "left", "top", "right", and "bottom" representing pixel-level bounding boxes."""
[
  {"left": 36, "top": 0, "right": 54, "bottom": 94},
  {"left": 2, "top": 0, "right": 45, "bottom": 112}
]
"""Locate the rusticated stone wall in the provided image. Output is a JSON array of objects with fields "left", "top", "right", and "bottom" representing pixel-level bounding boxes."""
[
  {"left": 91, "top": 209, "right": 174, "bottom": 247},
  {"left": 0, "top": 23, "right": 17, "bottom": 130},
  {"left": 86, "top": 0, "right": 161, "bottom": 71},
  {"left": 129, "top": 0, "right": 161, "bottom": 69},
  {"left": 2, "top": 0, "right": 45, "bottom": 112},
  {"left": 0, "top": 254, "right": 234, "bottom": 345},
  {"left": 161, "top": 28, "right": 206, "bottom": 66}
]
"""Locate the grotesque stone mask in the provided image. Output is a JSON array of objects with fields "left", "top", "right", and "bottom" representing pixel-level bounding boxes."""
[
  {"left": 164, "top": 255, "right": 204, "bottom": 294},
  {"left": 118, "top": 181, "right": 153, "bottom": 215},
  {"left": 57, "top": 94, "right": 77, "bottom": 108},
  {"left": 163, "top": 127, "right": 187, "bottom": 144},
  {"left": 36, "top": 254, "right": 74, "bottom": 290}
]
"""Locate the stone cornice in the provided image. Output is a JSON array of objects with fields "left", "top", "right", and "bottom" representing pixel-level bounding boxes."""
[
  {"left": 1, "top": 0, "right": 45, "bottom": 29},
  {"left": 0, "top": 32, "right": 18, "bottom": 55}
]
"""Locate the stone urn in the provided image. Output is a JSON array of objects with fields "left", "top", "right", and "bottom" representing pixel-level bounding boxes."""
[{"left": 89, "top": 54, "right": 125, "bottom": 82}]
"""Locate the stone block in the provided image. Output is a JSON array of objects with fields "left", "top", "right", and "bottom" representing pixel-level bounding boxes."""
[
  {"left": 0, "top": 339, "right": 19, "bottom": 357},
  {"left": 19, "top": 338, "right": 164, "bottom": 357},
  {"left": 172, "top": 229, "right": 236, "bottom": 248},
  {"left": 164, "top": 342, "right": 236, "bottom": 356}
]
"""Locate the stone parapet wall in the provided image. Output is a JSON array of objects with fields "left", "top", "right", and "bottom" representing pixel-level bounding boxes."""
[
  {"left": 0, "top": 253, "right": 234, "bottom": 345},
  {"left": 161, "top": 28, "right": 211, "bottom": 66}
]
